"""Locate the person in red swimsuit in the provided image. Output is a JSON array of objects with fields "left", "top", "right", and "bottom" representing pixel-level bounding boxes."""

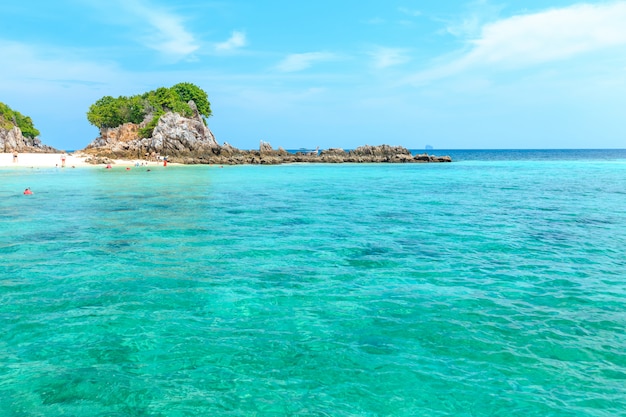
[{"left": 23, "top": 188, "right": 33, "bottom": 195}]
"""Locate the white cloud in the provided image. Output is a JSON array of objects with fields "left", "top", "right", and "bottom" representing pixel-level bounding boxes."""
[
  {"left": 0, "top": 40, "right": 119, "bottom": 88},
  {"left": 410, "top": 2, "right": 626, "bottom": 84},
  {"left": 215, "top": 31, "right": 247, "bottom": 51},
  {"left": 369, "top": 47, "right": 411, "bottom": 69},
  {"left": 445, "top": 14, "right": 483, "bottom": 38},
  {"left": 443, "top": 0, "right": 503, "bottom": 38},
  {"left": 468, "top": 2, "right": 626, "bottom": 67},
  {"left": 398, "top": 7, "right": 422, "bottom": 17},
  {"left": 275, "top": 52, "right": 336, "bottom": 72},
  {"left": 121, "top": 0, "right": 199, "bottom": 59}
]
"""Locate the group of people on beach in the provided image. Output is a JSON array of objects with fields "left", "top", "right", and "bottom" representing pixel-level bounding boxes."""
[{"left": 10, "top": 150, "right": 67, "bottom": 167}]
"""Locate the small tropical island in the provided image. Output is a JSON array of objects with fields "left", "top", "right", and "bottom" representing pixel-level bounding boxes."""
[
  {"left": 2, "top": 83, "right": 451, "bottom": 164},
  {"left": 0, "top": 102, "right": 58, "bottom": 153}
]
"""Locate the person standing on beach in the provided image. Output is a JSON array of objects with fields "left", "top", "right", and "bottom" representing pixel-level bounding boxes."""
[
  {"left": 12, "top": 150, "right": 18, "bottom": 163},
  {"left": 60, "top": 152, "right": 67, "bottom": 167}
]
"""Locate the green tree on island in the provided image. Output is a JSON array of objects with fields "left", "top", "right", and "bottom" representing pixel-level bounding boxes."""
[
  {"left": 0, "top": 101, "right": 40, "bottom": 138},
  {"left": 86, "top": 83, "right": 212, "bottom": 138}
]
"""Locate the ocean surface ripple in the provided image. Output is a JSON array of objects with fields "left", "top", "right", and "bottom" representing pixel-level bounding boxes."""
[{"left": 1, "top": 152, "right": 626, "bottom": 416}]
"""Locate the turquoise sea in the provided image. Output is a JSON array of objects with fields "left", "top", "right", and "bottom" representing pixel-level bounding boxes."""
[{"left": 1, "top": 149, "right": 626, "bottom": 416}]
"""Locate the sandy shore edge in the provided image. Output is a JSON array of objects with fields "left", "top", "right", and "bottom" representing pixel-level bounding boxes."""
[{"left": 0, "top": 152, "right": 174, "bottom": 168}]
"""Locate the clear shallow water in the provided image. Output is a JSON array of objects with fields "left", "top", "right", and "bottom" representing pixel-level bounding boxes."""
[{"left": 1, "top": 152, "right": 626, "bottom": 416}]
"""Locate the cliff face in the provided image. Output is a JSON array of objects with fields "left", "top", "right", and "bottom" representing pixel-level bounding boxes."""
[
  {"left": 0, "top": 125, "right": 57, "bottom": 153},
  {"left": 90, "top": 122, "right": 142, "bottom": 149},
  {"left": 151, "top": 111, "right": 218, "bottom": 154},
  {"left": 83, "top": 100, "right": 218, "bottom": 158}
]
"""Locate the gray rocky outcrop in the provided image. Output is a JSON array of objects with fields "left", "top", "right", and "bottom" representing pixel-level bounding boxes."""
[
  {"left": 82, "top": 104, "right": 451, "bottom": 164},
  {"left": 173, "top": 143, "right": 452, "bottom": 165},
  {"left": 84, "top": 156, "right": 115, "bottom": 165},
  {"left": 0, "top": 126, "right": 58, "bottom": 153},
  {"left": 83, "top": 100, "right": 219, "bottom": 159},
  {"left": 151, "top": 101, "right": 218, "bottom": 155},
  {"left": 315, "top": 145, "right": 451, "bottom": 163}
]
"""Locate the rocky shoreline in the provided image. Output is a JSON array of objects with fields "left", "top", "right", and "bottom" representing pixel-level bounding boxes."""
[
  {"left": 79, "top": 102, "right": 451, "bottom": 164},
  {"left": 3, "top": 102, "right": 452, "bottom": 165},
  {"left": 169, "top": 144, "right": 451, "bottom": 165},
  {"left": 81, "top": 142, "right": 451, "bottom": 165},
  {"left": 0, "top": 126, "right": 58, "bottom": 153}
]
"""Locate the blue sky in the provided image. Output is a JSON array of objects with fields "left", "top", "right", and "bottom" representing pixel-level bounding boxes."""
[{"left": 1, "top": 0, "right": 626, "bottom": 150}]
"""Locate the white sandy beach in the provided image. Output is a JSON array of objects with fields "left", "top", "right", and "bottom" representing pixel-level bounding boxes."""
[{"left": 0, "top": 152, "right": 170, "bottom": 168}]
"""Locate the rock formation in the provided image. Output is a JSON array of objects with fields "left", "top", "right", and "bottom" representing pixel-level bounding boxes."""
[
  {"left": 82, "top": 102, "right": 451, "bottom": 164},
  {"left": 173, "top": 143, "right": 451, "bottom": 165},
  {"left": 0, "top": 126, "right": 58, "bottom": 153},
  {"left": 83, "top": 100, "right": 219, "bottom": 159}
]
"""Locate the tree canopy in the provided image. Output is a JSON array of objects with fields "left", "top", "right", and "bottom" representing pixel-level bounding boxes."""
[
  {"left": 86, "top": 83, "right": 212, "bottom": 137},
  {"left": 0, "top": 102, "right": 40, "bottom": 138}
]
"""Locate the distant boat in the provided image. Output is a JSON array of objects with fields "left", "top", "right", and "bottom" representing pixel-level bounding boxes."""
[
  {"left": 302, "top": 146, "right": 319, "bottom": 156},
  {"left": 290, "top": 147, "right": 320, "bottom": 155}
]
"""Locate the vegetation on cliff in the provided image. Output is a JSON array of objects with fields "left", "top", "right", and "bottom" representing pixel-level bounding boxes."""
[
  {"left": 86, "top": 82, "right": 212, "bottom": 138},
  {"left": 0, "top": 101, "right": 40, "bottom": 138}
]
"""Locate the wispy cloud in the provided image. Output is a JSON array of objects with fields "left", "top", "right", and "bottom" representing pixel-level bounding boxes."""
[
  {"left": 121, "top": 0, "right": 199, "bottom": 59},
  {"left": 443, "top": 0, "right": 503, "bottom": 38},
  {"left": 409, "top": 2, "right": 626, "bottom": 84},
  {"left": 398, "top": 7, "right": 422, "bottom": 17},
  {"left": 275, "top": 52, "right": 337, "bottom": 72},
  {"left": 362, "top": 17, "right": 386, "bottom": 25},
  {"left": 215, "top": 31, "right": 247, "bottom": 52},
  {"left": 469, "top": 2, "right": 626, "bottom": 66},
  {"left": 0, "top": 40, "right": 119, "bottom": 88},
  {"left": 369, "top": 47, "right": 411, "bottom": 69}
]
